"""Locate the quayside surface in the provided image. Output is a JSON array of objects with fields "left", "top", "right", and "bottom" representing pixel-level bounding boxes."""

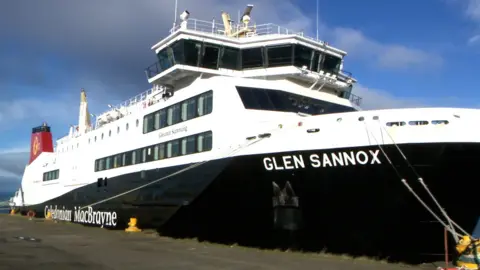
[{"left": 0, "top": 214, "right": 449, "bottom": 270}]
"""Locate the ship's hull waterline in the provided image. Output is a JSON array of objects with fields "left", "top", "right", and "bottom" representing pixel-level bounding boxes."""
[{"left": 17, "top": 142, "right": 479, "bottom": 263}]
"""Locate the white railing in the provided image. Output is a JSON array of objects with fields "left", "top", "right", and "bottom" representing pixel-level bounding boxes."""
[{"left": 170, "top": 18, "right": 329, "bottom": 45}]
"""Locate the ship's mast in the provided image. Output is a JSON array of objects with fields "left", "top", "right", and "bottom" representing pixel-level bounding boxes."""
[{"left": 78, "top": 89, "right": 91, "bottom": 134}]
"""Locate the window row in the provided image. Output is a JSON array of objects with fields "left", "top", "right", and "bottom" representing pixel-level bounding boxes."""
[
  {"left": 146, "top": 40, "right": 343, "bottom": 78},
  {"left": 236, "top": 86, "right": 356, "bottom": 115},
  {"left": 143, "top": 91, "right": 213, "bottom": 134},
  {"left": 386, "top": 120, "right": 449, "bottom": 127},
  {"left": 94, "top": 131, "right": 213, "bottom": 172},
  {"left": 43, "top": 169, "right": 60, "bottom": 181}
]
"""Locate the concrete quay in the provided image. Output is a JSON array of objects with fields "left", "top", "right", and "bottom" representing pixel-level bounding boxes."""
[{"left": 0, "top": 214, "right": 446, "bottom": 270}]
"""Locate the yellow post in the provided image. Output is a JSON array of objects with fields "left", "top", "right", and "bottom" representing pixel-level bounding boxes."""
[
  {"left": 454, "top": 235, "right": 480, "bottom": 269},
  {"left": 45, "top": 211, "right": 52, "bottom": 220},
  {"left": 9, "top": 209, "right": 15, "bottom": 215},
  {"left": 125, "top": 217, "right": 142, "bottom": 232}
]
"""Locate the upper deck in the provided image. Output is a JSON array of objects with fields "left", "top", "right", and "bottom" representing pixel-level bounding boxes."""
[{"left": 144, "top": 6, "right": 359, "bottom": 106}]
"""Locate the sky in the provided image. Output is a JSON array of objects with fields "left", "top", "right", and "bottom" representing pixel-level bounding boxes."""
[{"left": 0, "top": 0, "right": 478, "bottom": 192}]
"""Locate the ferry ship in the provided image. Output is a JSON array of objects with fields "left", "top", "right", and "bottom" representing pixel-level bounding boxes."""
[{"left": 9, "top": 5, "right": 480, "bottom": 264}]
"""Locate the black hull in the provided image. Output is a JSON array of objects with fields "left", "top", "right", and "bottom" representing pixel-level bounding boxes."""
[{"left": 20, "top": 142, "right": 480, "bottom": 264}]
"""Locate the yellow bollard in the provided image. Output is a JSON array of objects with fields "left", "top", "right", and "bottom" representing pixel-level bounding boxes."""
[
  {"left": 125, "top": 217, "right": 142, "bottom": 232},
  {"left": 9, "top": 209, "right": 16, "bottom": 215},
  {"left": 45, "top": 211, "right": 52, "bottom": 220},
  {"left": 454, "top": 235, "right": 480, "bottom": 270}
]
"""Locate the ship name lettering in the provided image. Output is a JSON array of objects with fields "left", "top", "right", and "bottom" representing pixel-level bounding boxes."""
[
  {"left": 44, "top": 205, "right": 117, "bottom": 227},
  {"left": 263, "top": 150, "right": 381, "bottom": 171}
]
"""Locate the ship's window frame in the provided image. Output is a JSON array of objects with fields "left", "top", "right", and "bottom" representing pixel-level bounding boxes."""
[
  {"left": 267, "top": 45, "right": 293, "bottom": 67},
  {"left": 43, "top": 169, "right": 60, "bottom": 181},
  {"left": 294, "top": 45, "right": 313, "bottom": 69},
  {"left": 201, "top": 43, "right": 220, "bottom": 69},
  {"left": 143, "top": 90, "right": 213, "bottom": 134},
  {"left": 93, "top": 131, "right": 213, "bottom": 171},
  {"left": 322, "top": 53, "right": 341, "bottom": 75},
  {"left": 242, "top": 47, "right": 264, "bottom": 69},
  {"left": 219, "top": 47, "right": 240, "bottom": 70},
  {"left": 235, "top": 86, "right": 355, "bottom": 115}
]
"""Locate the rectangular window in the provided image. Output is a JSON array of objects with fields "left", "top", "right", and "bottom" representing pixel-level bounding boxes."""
[
  {"left": 43, "top": 169, "right": 60, "bottom": 181},
  {"left": 99, "top": 159, "right": 105, "bottom": 171},
  {"left": 220, "top": 47, "right": 240, "bottom": 70},
  {"left": 181, "top": 101, "right": 188, "bottom": 121},
  {"left": 154, "top": 111, "right": 161, "bottom": 130},
  {"left": 153, "top": 145, "right": 159, "bottom": 160},
  {"left": 186, "top": 136, "right": 196, "bottom": 154},
  {"left": 294, "top": 45, "right": 313, "bottom": 69},
  {"left": 159, "top": 143, "right": 165, "bottom": 159},
  {"left": 142, "top": 148, "right": 147, "bottom": 163},
  {"left": 236, "top": 86, "right": 355, "bottom": 115},
  {"left": 267, "top": 45, "right": 293, "bottom": 67},
  {"left": 171, "top": 140, "right": 180, "bottom": 157},
  {"left": 105, "top": 157, "right": 112, "bottom": 169},
  {"left": 181, "top": 138, "right": 187, "bottom": 155},
  {"left": 166, "top": 141, "right": 172, "bottom": 158},
  {"left": 132, "top": 150, "right": 137, "bottom": 165},
  {"left": 94, "top": 131, "right": 213, "bottom": 170},
  {"left": 167, "top": 107, "right": 173, "bottom": 126},
  {"left": 172, "top": 103, "right": 181, "bottom": 124},
  {"left": 159, "top": 109, "right": 167, "bottom": 128},
  {"left": 242, "top": 48, "right": 263, "bottom": 69}
]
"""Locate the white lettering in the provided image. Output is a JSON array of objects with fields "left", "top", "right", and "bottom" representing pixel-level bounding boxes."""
[
  {"left": 44, "top": 205, "right": 118, "bottom": 227},
  {"left": 322, "top": 154, "right": 333, "bottom": 167},
  {"left": 331, "top": 152, "right": 344, "bottom": 166},
  {"left": 356, "top": 151, "right": 368, "bottom": 165},
  {"left": 342, "top": 152, "right": 356, "bottom": 166},
  {"left": 283, "top": 156, "right": 294, "bottom": 169},
  {"left": 309, "top": 154, "right": 321, "bottom": 168},
  {"left": 293, "top": 155, "right": 305, "bottom": 169},
  {"left": 263, "top": 158, "right": 274, "bottom": 171},
  {"left": 369, "top": 150, "right": 381, "bottom": 164},
  {"left": 272, "top": 157, "right": 284, "bottom": 170},
  {"left": 264, "top": 149, "right": 382, "bottom": 171}
]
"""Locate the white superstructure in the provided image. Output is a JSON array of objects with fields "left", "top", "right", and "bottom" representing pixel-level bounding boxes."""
[{"left": 9, "top": 5, "right": 478, "bottom": 210}]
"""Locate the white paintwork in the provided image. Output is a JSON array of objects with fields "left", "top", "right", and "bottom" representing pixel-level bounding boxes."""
[
  {"left": 9, "top": 12, "right": 478, "bottom": 210},
  {"left": 10, "top": 76, "right": 479, "bottom": 208}
]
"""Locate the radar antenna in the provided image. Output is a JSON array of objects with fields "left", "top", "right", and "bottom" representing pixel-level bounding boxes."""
[{"left": 227, "top": 4, "right": 254, "bottom": 38}]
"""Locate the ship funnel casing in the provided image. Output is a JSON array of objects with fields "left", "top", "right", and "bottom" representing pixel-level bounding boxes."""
[{"left": 29, "top": 124, "right": 54, "bottom": 164}]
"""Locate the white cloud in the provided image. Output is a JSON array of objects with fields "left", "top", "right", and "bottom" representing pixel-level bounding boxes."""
[
  {"left": 466, "top": 0, "right": 480, "bottom": 21},
  {"left": 468, "top": 34, "right": 480, "bottom": 45},
  {"left": 330, "top": 28, "right": 443, "bottom": 69},
  {"left": 353, "top": 84, "right": 424, "bottom": 110}
]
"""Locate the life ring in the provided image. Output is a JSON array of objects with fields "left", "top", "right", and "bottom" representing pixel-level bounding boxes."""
[{"left": 27, "top": 210, "right": 36, "bottom": 218}]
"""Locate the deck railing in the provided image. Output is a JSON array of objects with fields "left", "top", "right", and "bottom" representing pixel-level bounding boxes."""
[{"left": 169, "top": 18, "right": 328, "bottom": 45}]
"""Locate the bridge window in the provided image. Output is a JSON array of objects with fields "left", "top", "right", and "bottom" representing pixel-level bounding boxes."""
[
  {"left": 43, "top": 169, "right": 60, "bottom": 181},
  {"left": 294, "top": 45, "right": 312, "bottom": 69},
  {"left": 93, "top": 131, "right": 213, "bottom": 172},
  {"left": 184, "top": 40, "right": 201, "bottom": 66},
  {"left": 202, "top": 45, "right": 220, "bottom": 69},
  {"left": 311, "top": 51, "right": 321, "bottom": 72},
  {"left": 267, "top": 45, "right": 293, "bottom": 67},
  {"left": 322, "top": 54, "right": 341, "bottom": 74},
  {"left": 220, "top": 47, "right": 240, "bottom": 70},
  {"left": 242, "top": 48, "right": 263, "bottom": 69},
  {"left": 236, "top": 86, "right": 355, "bottom": 115},
  {"left": 170, "top": 40, "right": 185, "bottom": 65}
]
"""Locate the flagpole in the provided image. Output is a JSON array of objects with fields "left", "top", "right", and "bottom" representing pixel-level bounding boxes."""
[
  {"left": 173, "top": 0, "right": 178, "bottom": 28},
  {"left": 316, "top": 0, "right": 319, "bottom": 40}
]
